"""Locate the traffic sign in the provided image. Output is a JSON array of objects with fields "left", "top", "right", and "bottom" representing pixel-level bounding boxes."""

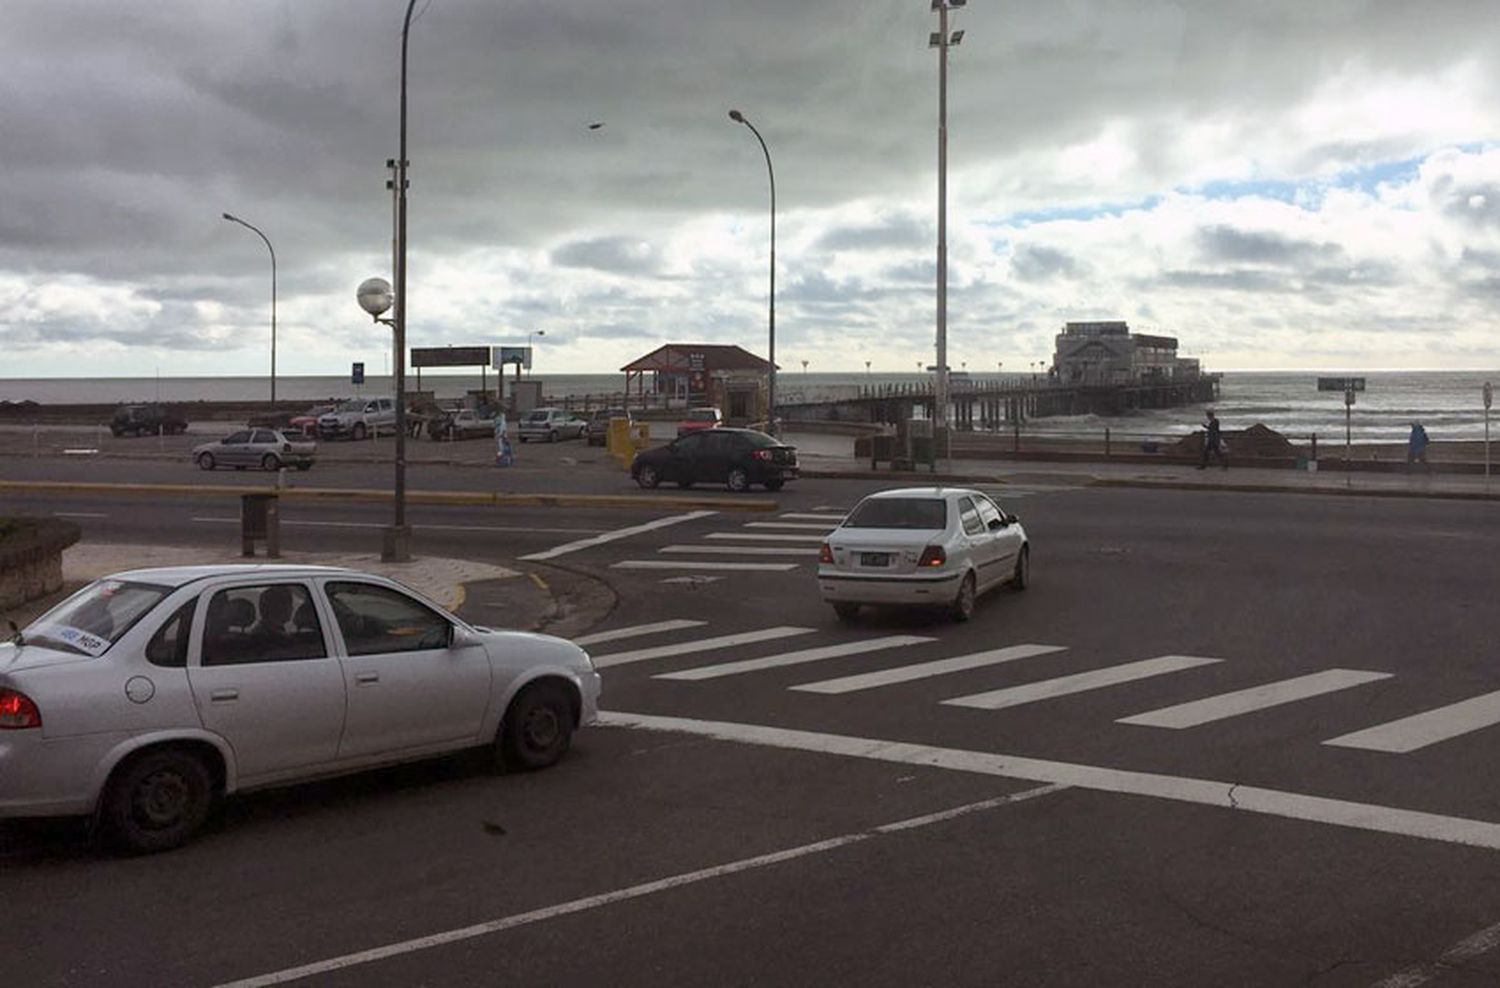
[
  {"left": 351, "top": 362, "right": 365, "bottom": 385},
  {"left": 1318, "top": 377, "right": 1366, "bottom": 392}
]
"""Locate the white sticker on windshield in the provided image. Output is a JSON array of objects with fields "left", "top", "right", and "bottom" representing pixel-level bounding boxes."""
[{"left": 46, "top": 624, "right": 111, "bottom": 657}]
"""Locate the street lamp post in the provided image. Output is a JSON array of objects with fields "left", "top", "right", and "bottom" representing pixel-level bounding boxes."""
[
  {"left": 528, "top": 329, "right": 545, "bottom": 375},
  {"left": 221, "top": 212, "right": 277, "bottom": 406},
  {"left": 930, "top": 0, "right": 966, "bottom": 471},
  {"left": 728, "top": 109, "right": 776, "bottom": 436}
]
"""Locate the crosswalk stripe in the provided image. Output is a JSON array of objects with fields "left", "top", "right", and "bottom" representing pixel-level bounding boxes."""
[
  {"left": 658, "top": 545, "right": 815, "bottom": 555},
  {"left": 943, "top": 655, "right": 1222, "bottom": 711},
  {"left": 744, "top": 522, "right": 836, "bottom": 530},
  {"left": 657, "top": 636, "right": 935, "bottom": 681},
  {"left": 1117, "top": 669, "right": 1393, "bottom": 729},
  {"left": 1323, "top": 689, "right": 1500, "bottom": 753},
  {"left": 574, "top": 620, "right": 707, "bottom": 647},
  {"left": 520, "top": 510, "right": 717, "bottom": 561},
  {"left": 592, "top": 626, "right": 815, "bottom": 668},
  {"left": 611, "top": 560, "right": 799, "bottom": 572},
  {"left": 779, "top": 513, "right": 846, "bottom": 521},
  {"left": 790, "top": 644, "right": 1067, "bottom": 694},
  {"left": 705, "top": 532, "right": 826, "bottom": 542}
]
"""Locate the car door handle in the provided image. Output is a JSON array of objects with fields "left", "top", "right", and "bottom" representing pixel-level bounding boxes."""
[
  {"left": 210, "top": 689, "right": 239, "bottom": 702},
  {"left": 355, "top": 672, "right": 380, "bottom": 685}
]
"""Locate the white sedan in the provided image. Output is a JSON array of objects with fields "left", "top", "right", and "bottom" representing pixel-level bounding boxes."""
[
  {"left": 0, "top": 565, "right": 601, "bottom": 853},
  {"left": 817, "top": 486, "right": 1029, "bottom": 622}
]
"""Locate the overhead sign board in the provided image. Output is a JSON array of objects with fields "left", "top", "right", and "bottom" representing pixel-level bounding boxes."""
[
  {"left": 493, "top": 346, "right": 532, "bottom": 370},
  {"left": 1317, "top": 377, "right": 1366, "bottom": 392},
  {"left": 411, "top": 346, "right": 492, "bottom": 368}
]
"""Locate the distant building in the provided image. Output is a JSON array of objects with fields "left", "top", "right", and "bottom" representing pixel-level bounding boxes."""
[
  {"left": 620, "top": 343, "right": 771, "bottom": 423},
  {"left": 1052, "top": 321, "right": 1201, "bottom": 385}
]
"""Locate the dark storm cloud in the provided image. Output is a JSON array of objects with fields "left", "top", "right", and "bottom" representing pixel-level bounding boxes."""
[
  {"left": 814, "top": 215, "right": 927, "bottom": 252},
  {"left": 1009, "top": 244, "right": 1082, "bottom": 281},
  {"left": 1196, "top": 226, "right": 1343, "bottom": 266},
  {"left": 550, "top": 237, "right": 661, "bottom": 274}
]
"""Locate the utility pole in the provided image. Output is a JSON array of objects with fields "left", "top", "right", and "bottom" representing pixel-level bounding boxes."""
[{"left": 930, "top": 0, "right": 965, "bottom": 471}]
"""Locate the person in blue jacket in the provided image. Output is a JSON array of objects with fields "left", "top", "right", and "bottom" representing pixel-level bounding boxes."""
[{"left": 1406, "top": 422, "right": 1430, "bottom": 473}]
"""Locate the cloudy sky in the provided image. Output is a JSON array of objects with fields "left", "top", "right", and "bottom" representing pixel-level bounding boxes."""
[{"left": 4, "top": 0, "right": 1500, "bottom": 380}]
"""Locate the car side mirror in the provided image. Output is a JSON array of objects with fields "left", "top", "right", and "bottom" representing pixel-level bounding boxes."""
[
  {"left": 988, "top": 518, "right": 1004, "bottom": 531},
  {"left": 450, "top": 625, "right": 482, "bottom": 649},
  {"left": 1005, "top": 514, "right": 1019, "bottom": 526}
]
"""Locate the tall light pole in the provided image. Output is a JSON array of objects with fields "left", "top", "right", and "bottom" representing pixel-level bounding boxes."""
[
  {"left": 728, "top": 109, "right": 776, "bottom": 435},
  {"left": 221, "top": 212, "right": 277, "bottom": 406},
  {"left": 528, "top": 329, "right": 546, "bottom": 375},
  {"left": 930, "top": 0, "right": 965, "bottom": 468}
]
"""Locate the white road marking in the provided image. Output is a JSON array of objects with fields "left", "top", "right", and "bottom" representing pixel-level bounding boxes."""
[
  {"left": 212, "top": 784, "right": 1066, "bottom": 988},
  {"left": 743, "top": 522, "right": 836, "bottom": 530},
  {"left": 943, "top": 655, "right": 1222, "bottom": 711},
  {"left": 658, "top": 544, "right": 815, "bottom": 556},
  {"left": 812, "top": 505, "right": 849, "bottom": 512},
  {"left": 779, "top": 513, "right": 846, "bottom": 521},
  {"left": 592, "top": 626, "right": 815, "bottom": 668},
  {"left": 791, "top": 644, "right": 1067, "bottom": 695},
  {"left": 1118, "top": 669, "right": 1393, "bottom": 729},
  {"left": 190, "top": 517, "right": 604, "bottom": 535},
  {"left": 1324, "top": 689, "right": 1500, "bottom": 753},
  {"left": 600, "top": 711, "right": 1500, "bottom": 851},
  {"left": 657, "top": 635, "right": 936, "bottom": 681},
  {"left": 518, "top": 510, "right": 717, "bottom": 561},
  {"left": 573, "top": 620, "right": 707, "bottom": 647},
  {"left": 1370, "top": 917, "right": 1500, "bottom": 987},
  {"left": 661, "top": 575, "right": 723, "bottom": 585},
  {"left": 612, "top": 560, "right": 798, "bottom": 572},
  {"left": 52, "top": 511, "right": 109, "bottom": 518},
  {"left": 705, "top": 532, "right": 827, "bottom": 542}
]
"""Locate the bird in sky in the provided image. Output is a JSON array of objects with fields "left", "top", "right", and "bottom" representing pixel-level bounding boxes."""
[{"left": 587, "top": 122, "right": 604, "bottom": 130}]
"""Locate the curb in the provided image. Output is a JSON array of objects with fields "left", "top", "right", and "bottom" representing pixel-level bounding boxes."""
[
  {"left": 0, "top": 480, "right": 779, "bottom": 512},
  {"left": 1086, "top": 476, "right": 1500, "bottom": 501}
]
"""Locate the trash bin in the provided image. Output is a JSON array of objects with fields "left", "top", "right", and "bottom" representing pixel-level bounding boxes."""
[{"left": 241, "top": 493, "right": 280, "bottom": 558}]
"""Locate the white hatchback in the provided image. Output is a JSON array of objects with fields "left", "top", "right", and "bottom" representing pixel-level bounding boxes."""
[
  {"left": 0, "top": 565, "right": 601, "bottom": 852},
  {"left": 817, "top": 487, "right": 1029, "bottom": 621}
]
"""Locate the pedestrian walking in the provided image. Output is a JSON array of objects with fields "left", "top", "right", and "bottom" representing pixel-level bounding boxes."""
[
  {"left": 1199, "top": 409, "right": 1228, "bottom": 470},
  {"left": 1406, "top": 421, "right": 1431, "bottom": 473}
]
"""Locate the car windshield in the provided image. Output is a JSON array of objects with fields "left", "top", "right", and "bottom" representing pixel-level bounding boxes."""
[
  {"left": 685, "top": 410, "right": 717, "bottom": 421},
  {"left": 334, "top": 400, "right": 363, "bottom": 412},
  {"left": 524, "top": 411, "right": 550, "bottom": 422},
  {"left": 843, "top": 497, "right": 948, "bottom": 530},
  {"left": 23, "top": 579, "right": 171, "bottom": 656},
  {"left": 739, "top": 431, "right": 780, "bottom": 448}
]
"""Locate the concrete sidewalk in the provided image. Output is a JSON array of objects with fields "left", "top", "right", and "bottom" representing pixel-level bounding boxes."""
[{"left": 788, "top": 431, "right": 1500, "bottom": 501}]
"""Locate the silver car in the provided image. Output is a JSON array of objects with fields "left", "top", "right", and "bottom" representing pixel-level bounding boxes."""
[
  {"left": 0, "top": 565, "right": 601, "bottom": 852},
  {"left": 517, "top": 408, "right": 588, "bottom": 443},
  {"left": 817, "top": 486, "right": 1029, "bottom": 622},
  {"left": 193, "top": 428, "right": 316, "bottom": 471}
]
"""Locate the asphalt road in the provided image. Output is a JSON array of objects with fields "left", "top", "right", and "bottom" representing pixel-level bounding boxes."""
[{"left": 5, "top": 457, "right": 1500, "bottom": 987}]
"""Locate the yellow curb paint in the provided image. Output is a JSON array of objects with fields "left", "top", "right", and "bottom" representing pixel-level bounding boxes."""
[{"left": 528, "top": 572, "right": 550, "bottom": 592}]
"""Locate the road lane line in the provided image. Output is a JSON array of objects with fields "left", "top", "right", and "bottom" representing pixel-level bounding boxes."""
[
  {"left": 812, "top": 505, "right": 850, "bottom": 512},
  {"left": 599, "top": 711, "right": 1500, "bottom": 851},
  {"left": 212, "top": 784, "right": 1066, "bottom": 988},
  {"left": 943, "top": 655, "right": 1222, "bottom": 711},
  {"left": 1371, "top": 917, "right": 1500, "bottom": 987},
  {"left": 658, "top": 544, "right": 815, "bottom": 555},
  {"left": 791, "top": 644, "right": 1067, "bottom": 694},
  {"left": 705, "top": 532, "right": 827, "bottom": 542},
  {"left": 592, "top": 626, "right": 815, "bottom": 668},
  {"left": 52, "top": 511, "right": 109, "bottom": 518},
  {"left": 657, "top": 635, "right": 936, "bottom": 681},
  {"left": 1118, "top": 669, "right": 1393, "bottom": 729},
  {"left": 1324, "top": 689, "right": 1500, "bottom": 753},
  {"left": 743, "top": 522, "right": 835, "bottom": 530},
  {"left": 190, "top": 517, "right": 605, "bottom": 535},
  {"left": 574, "top": 620, "right": 707, "bottom": 647},
  {"left": 611, "top": 560, "right": 798, "bottom": 572},
  {"left": 779, "top": 513, "right": 846, "bottom": 521},
  {"left": 519, "top": 510, "right": 717, "bottom": 561}
]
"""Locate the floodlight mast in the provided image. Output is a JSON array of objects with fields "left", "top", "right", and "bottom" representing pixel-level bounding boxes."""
[{"left": 929, "top": 0, "right": 965, "bottom": 471}]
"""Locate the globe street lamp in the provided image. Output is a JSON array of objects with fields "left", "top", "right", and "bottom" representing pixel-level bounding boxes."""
[
  {"left": 221, "top": 212, "right": 277, "bottom": 405},
  {"left": 728, "top": 108, "right": 776, "bottom": 435}
]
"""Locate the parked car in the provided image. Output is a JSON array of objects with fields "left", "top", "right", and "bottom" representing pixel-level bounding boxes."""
[
  {"left": 192, "top": 428, "right": 316, "bottom": 471},
  {"left": 676, "top": 407, "right": 723, "bottom": 437},
  {"left": 631, "top": 427, "right": 797, "bottom": 492},
  {"left": 317, "top": 397, "right": 397, "bottom": 440},
  {"left": 586, "top": 407, "right": 632, "bottom": 446},
  {"left": 110, "top": 403, "right": 188, "bottom": 437},
  {"left": 432, "top": 407, "right": 498, "bottom": 441},
  {"left": 817, "top": 486, "right": 1029, "bottom": 622},
  {"left": 0, "top": 565, "right": 601, "bottom": 852},
  {"left": 517, "top": 408, "right": 587, "bottom": 443},
  {"left": 288, "top": 401, "right": 344, "bottom": 439}
]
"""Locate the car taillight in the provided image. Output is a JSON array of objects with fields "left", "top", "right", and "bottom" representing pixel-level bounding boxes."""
[
  {"left": 818, "top": 542, "right": 834, "bottom": 564},
  {"left": 917, "top": 545, "right": 946, "bottom": 568},
  {"left": 0, "top": 688, "right": 42, "bottom": 730},
  {"left": 753, "top": 449, "right": 773, "bottom": 461}
]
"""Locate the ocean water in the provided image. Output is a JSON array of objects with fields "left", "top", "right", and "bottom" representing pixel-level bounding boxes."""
[{"left": 3, "top": 370, "right": 1496, "bottom": 443}]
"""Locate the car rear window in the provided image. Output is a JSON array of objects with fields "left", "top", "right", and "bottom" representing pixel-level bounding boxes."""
[
  {"left": 739, "top": 431, "right": 780, "bottom": 448},
  {"left": 25, "top": 579, "right": 171, "bottom": 656},
  {"left": 843, "top": 497, "right": 947, "bottom": 530},
  {"left": 524, "top": 411, "right": 549, "bottom": 422}
]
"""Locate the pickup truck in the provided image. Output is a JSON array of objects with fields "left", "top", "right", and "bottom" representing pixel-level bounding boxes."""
[
  {"left": 110, "top": 403, "right": 189, "bottom": 437},
  {"left": 317, "top": 397, "right": 397, "bottom": 440}
]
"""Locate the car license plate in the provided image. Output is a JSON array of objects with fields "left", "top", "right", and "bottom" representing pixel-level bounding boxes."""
[{"left": 861, "top": 552, "right": 891, "bottom": 567}]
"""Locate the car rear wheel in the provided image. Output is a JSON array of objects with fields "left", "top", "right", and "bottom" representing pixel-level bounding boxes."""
[
  {"left": 499, "top": 681, "right": 575, "bottom": 771},
  {"left": 548, "top": 430, "right": 559, "bottom": 443},
  {"left": 196, "top": 453, "right": 215, "bottom": 471},
  {"left": 832, "top": 602, "right": 860, "bottom": 622},
  {"left": 951, "top": 572, "right": 977, "bottom": 622},
  {"left": 352, "top": 423, "right": 367, "bottom": 441},
  {"left": 100, "top": 748, "right": 215, "bottom": 854},
  {"left": 1011, "top": 545, "right": 1029, "bottom": 590},
  {"left": 727, "top": 467, "right": 750, "bottom": 493},
  {"left": 261, "top": 454, "right": 280, "bottom": 471},
  {"left": 636, "top": 464, "right": 660, "bottom": 489},
  {"left": 764, "top": 479, "right": 785, "bottom": 492}
]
